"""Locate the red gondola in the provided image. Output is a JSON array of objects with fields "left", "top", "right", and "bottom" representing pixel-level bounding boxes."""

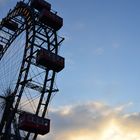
[
  {"left": 36, "top": 49, "right": 65, "bottom": 72},
  {"left": 19, "top": 113, "right": 50, "bottom": 135},
  {"left": 2, "top": 20, "right": 18, "bottom": 31},
  {"left": 39, "top": 9, "right": 63, "bottom": 31},
  {"left": 31, "top": 0, "right": 51, "bottom": 11}
]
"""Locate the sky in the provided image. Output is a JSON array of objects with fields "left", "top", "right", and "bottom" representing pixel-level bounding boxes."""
[{"left": 1, "top": 0, "right": 140, "bottom": 140}]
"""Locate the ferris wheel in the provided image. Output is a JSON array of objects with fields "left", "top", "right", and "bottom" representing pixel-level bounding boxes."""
[{"left": 0, "top": 0, "right": 65, "bottom": 139}]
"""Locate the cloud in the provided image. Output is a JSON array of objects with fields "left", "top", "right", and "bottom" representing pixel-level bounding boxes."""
[{"left": 38, "top": 101, "right": 140, "bottom": 140}]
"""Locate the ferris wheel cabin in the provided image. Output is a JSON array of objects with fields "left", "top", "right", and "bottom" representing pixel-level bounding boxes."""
[
  {"left": 36, "top": 49, "right": 65, "bottom": 72},
  {"left": 2, "top": 20, "right": 18, "bottom": 31},
  {"left": 19, "top": 113, "right": 50, "bottom": 135},
  {"left": 31, "top": 0, "right": 63, "bottom": 31},
  {"left": 39, "top": 9, "right": 63, "bottom": 31},
  {"left": 31, "top": 0, "right": 51, "bottom": 12}
]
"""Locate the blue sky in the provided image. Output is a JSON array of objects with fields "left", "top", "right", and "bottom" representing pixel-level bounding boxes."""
[
  {"left": 48, "top": 0, "right": 140, "bottom": 111},
  {"left": 1, "top": 0, "right": 140, "bottom": 140}
]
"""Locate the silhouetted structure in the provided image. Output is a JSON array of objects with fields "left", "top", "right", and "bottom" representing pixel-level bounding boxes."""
[{"left": 0, "top": 0, "right": 64, "bottom": 139}]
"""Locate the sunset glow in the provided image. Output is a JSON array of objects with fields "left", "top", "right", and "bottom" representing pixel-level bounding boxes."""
[
  {"left": 69, "top": 120, "right": 140, "bottom": 140},
  {"left": 101, "top": 120, "right": 122, "bottom": 140},
  {"left": 45, "top": 102, "right": 140, "bottom": 140},
  {"left": 101, "top": 120, "right": 140, "bottom": 140},
  {"left": 70, "top": 136, "right": 94, "bottom": 140}
]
